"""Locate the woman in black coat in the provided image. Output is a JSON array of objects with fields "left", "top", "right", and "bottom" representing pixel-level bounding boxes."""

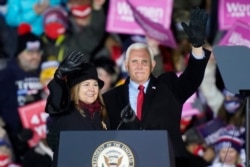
[{"left": 45, "top": 52, "right": 110, "bottom": 166}]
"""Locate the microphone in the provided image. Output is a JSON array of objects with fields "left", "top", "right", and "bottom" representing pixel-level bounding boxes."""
[{"left": 116, "top": 104, "right": 136, "bottom": 130}]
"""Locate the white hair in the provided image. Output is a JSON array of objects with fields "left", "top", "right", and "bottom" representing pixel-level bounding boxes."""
[{"left": 125, "top": 42, "right": 154, "bottom": 64}]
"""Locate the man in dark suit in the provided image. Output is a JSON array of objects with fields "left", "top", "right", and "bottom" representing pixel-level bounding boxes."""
[{"left": 103, "top": 7, "right": 210, "bottom": 167}]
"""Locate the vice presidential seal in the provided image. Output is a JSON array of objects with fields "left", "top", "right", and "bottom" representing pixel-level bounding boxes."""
[{"left": 92, "top": 140, "right": 135, "bottom": 167}]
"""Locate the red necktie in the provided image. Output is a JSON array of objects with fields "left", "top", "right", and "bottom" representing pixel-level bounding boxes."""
[{"left": 137, "top": 85, "right": 145, "bottom": 120}]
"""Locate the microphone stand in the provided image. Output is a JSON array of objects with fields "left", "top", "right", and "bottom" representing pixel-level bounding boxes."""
[
  {"left": 116, "top": 120, "right": 124, "bottom": 130},
  {"left": 240, "top": 90, "right": 250, "bottom": 167},
  {"left": 116, "top": 104, "right": 136, "bottom": 130}
]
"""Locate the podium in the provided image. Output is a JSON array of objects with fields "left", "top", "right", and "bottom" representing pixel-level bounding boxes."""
[
  {"left": 213, "top": 45, "right": 250, "bottom": 167},
  {"left": 57, "top": 130, "right": 175, "bottom": 167},
  {"left": 213, "top": 45, "right": 250, "bottom": 94}
]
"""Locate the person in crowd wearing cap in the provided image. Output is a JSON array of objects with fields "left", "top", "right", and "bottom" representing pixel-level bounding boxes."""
[
  {"left": 217, "top": 89, "right": 245, "bottom": 128},
  {"left": 0, "top": 26, "right": 44, "bottom": 163},
  {"left": 92, "top": 57, "right": 120, "bottom": 94},
  {"left": 102, "top": 7, "right": 210, "bottom": 167},
  {"left": 209, "top": 128, "right": 245, "bottom": 167},
  {"left": 5, "top": 0, "right": 65, "bottom": 36},
  {"left": 215, "top": 89, "right": 246, "bottom": 161},
  {"left": 65, "top": 0, "right": 107, "bottom": 62},
  {"left": 41, "top": 6, "right": 72, "bottom": 62},
  {"left": 45, "top": 51, "right": 110, "bottom": 167}
]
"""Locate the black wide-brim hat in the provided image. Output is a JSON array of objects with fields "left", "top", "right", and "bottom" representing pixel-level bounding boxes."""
[{"left": 67, "top": 63, "right": 104, "bottom": 89}]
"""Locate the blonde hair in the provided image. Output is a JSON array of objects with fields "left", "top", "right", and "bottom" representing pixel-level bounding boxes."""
[{"left": 70, "top": 83, "right": 108, "bottom": 120}]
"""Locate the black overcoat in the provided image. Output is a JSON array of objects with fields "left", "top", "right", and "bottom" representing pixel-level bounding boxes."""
[{"left": 103, "top": 49, "right": 210, "bottom": 159}]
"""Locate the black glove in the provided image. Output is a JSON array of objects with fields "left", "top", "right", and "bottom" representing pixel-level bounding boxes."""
[
  {"left": 55, "top": 51, "right": 86, "bottom": 80},
  {"left": 181, "top": 7, "right": 208, "bottom": 47}
]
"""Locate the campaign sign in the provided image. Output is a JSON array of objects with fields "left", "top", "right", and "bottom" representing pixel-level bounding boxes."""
[
  {"left": 196, "top": 118, "right": 225, "bottom": 145},
  {"left": 218, "top": 0, "right": 250, "bottom": 30},
  {"left": 181, "top": 93, "right": 200, "bottom": 118},
  {"left": 18, "top": 100, "right": 48, "bottom": 147},
  {"left": 106, "top": 0, "right": 173, "bottom": 35},
  {"left": 219, "top": 20, "right": 250, "bottom": 48},
  {"left": 126, "top": 0, "right": 177, "bottom": 48}
]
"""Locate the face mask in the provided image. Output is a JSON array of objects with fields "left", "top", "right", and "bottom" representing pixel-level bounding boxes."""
[
  {"left": 0, "top": 154, "right": 11, "bottom": 167},
  {"left": 224, "top": 100, "right": 241, "bottom": 113},
  {"left": 70, "top": 5, "right": 92, "bottom": 18},
  {"left": 44, "top": 23, "right": 66, "bottom": 40}
]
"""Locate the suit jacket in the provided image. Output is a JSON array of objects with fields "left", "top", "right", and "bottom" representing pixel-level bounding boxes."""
[{"left": 103, "top": 49, "right": 210, "bottom": 158}]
